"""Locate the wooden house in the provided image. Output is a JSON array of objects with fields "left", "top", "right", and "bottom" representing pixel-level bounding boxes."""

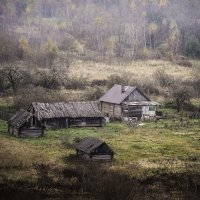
[
  {"left": 99, "top": 84, "right": 160, "bottom": 120},
  {"left": 76, "top": 137, "right": 114, "bottom": 161},
  {"left": 28, "top": 101, "right": 105, "bottom": 129},
  {"left": 8, "top": 109, "right": 44, "bottom": 137}
]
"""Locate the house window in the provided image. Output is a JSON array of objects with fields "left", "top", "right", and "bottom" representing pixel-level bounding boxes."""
[{"left": 149, "top": 106, "right": 155, "bottom": 111}]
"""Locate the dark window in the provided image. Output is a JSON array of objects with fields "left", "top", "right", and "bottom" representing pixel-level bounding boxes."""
[{"left": 149, "top": 106, "right": 155, "bottom": 111}]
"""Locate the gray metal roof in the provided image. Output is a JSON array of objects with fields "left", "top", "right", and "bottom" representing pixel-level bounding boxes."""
[
  {"left": 31, "top": 101, "right": 103, "bottom": 120},
  {"left": 99, "top": 84, "right": 136, "bottom": 104},
  {"left": 76, "top": 137, "right": 114, "bottom": 154},
  {"left": 9, "top": 109, "right": 32, "bottom": 128}
]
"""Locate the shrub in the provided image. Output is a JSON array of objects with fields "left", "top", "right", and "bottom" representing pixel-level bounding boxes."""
[
  {"left": 106, "top": 73, "right": 134, "bottom": 89},
  {"left": 13, "top": 86, "right": 67, "bottom": 109},
  {"left": 84, "top": 86, "right": 104, "bottom": 101},
  {"left": 153, "top": 68, "right": 174, "bottom": 88},
  {"left": 185, "top": 36, "right": 200, "bottom": 58},
  {"left": 3, "top": 64, "right": 32, "bottom": 94},
  {"left": 169, "top": 81, "right": 194, "bottom": 112},
  {"left": 65, "top": 76, "right": 89, "bottom": 90},
  {"left": 90, "top": 79, "right": 107, "bottom": 87},
  {"left": 37, "top": 69, "right": 64, "bottom": 90}
]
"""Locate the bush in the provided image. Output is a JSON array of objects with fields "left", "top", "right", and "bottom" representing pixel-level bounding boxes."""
[
  {"left": 153, "top": 69, "right": 174, "bottom": 88},
  {"left": 106, "top": 73, "right": 134, "bottom": 89},
  {"left": 90, "top": 79, "right": 107, "bottom": 87},
  {"left": 185, "top": 36, "right": 200, "bottom": 58},
  {"left": 65, "top": 76, "right": 89, "bottom": 90},
  {"left": 2, "top": 64, "right": 32, "bottom": 94},
  {"left": 169, "top": 81, "right": 194, "bottom": 112},
  {"left": 13, "top": 86, "right": 67, "bottom": 109},
  {"left": 84, "top": 86, "right": 104, "bottom": 101},
  {"left": 37, "top": 70, "right": 63, "bottom": 90}
]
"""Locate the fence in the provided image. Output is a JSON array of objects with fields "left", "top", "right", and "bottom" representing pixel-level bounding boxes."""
[{"left": 0, "top": 106, "right": 17, "bottom": 121}]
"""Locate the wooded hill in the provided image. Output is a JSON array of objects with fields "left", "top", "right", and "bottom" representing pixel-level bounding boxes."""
[{"left": 0, "top": 0, "right": 200, "bottom": 65}]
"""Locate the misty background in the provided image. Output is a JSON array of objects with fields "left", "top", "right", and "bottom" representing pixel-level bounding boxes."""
[{"left": 0, "top": 0, "right": 200, "bottom": 64}]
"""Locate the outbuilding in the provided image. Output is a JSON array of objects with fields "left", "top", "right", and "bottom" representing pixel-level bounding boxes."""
[
  {"left": 76, "top": 137, "right": 114, "bottom": 161},
  {"left": 8, "top": 109, "right": 44, "bottom": 137},
  {"left": 28, "top": 101, "right": 105, "bottom": 129}
]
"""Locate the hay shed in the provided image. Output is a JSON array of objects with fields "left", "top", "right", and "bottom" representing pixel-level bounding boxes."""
[
  {"left": 76, "top": 137, "right": 114, "bottom": 161},
  {"left": 28, "top": 101, "right": 105, "bottom": 129},
  {"left": 8, "top": 109, "right": 44, "bottom": 137}
]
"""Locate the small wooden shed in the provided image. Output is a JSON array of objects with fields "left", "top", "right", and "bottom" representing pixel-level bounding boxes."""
[
  {"left": 8, "top": 109, "right": 44, "bottom": 137},
  {"left": 28, "top": 101, "right": 105, "bottom": 129},
  {"left": 76, "top": 137, "right": 114, "bottom": 161}
]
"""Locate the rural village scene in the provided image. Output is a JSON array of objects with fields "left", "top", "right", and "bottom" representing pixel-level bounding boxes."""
[{"left": 0, "top": 0, "right": 200, "bottom": 199}]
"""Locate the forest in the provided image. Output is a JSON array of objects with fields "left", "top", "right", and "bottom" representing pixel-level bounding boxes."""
[{"left": 1, "top": 0, "right": 200, "bottom": 63}]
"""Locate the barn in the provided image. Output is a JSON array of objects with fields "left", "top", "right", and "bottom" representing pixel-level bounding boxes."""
[
  {"left": 28, "top": 101, "right": 105, "bottom": 129},
  {"left": 99, "top": 84, "right": 160, "bottom": 120},
  {"left": 8, "top": 109, "right": 44, "bottom": 137},
  {"left": 76, "top": 137, "right": 114, "bottom": 161}
]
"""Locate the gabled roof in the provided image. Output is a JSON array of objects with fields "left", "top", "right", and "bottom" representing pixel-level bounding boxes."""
[
  {"left": 9, "top": 109, "right": 32, "bottom": 128},
  {"left": 100, "top": 84, "right": 136, "bottom": 104},
  {"left": 31, "top": 101, "right": 103, "bottom": 120},
  {"left": 76, "top": 137, "right": 114, "bottom": 154}
]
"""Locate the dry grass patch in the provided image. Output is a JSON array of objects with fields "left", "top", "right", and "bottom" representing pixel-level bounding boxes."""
[{"left": 70, "top": 59, "right": 195, "bottom": 81}]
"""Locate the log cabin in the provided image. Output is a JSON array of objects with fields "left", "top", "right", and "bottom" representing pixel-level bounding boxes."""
[
  {"left": 8, "top": 109, "right": 44, "bottom": 137},
  {"left": 28, "top": 101, "right": 105, "bottom": 129},
  {"left": 76, "top": 137, "right": 114, "bottom": 161},
  {"left": 99, "top": 84, "right": 160, "bottom": 120}
]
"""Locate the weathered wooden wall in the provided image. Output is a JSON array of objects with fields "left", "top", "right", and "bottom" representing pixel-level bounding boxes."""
[
  {"left": 44, "top": 118, "right": 68, "bottom": 129},
  {"left": 19, "top": 127, "right": 44, "bottom": 137},
  {"left": 101, "top": 102, "right": 114, "bottom": 116},
  {"left": 113, "top": 104, "right": 121, "bottom": 117},
  {"left": 101, "top": 102, "right": 122, "bottom": 117},
  {"left": 125, "top": 89, "right": 149, "bottom": 102},
  {"left": 69, "top": 117, "right": 105, "bottom": 127},
  {"left": 10, "top": 126, "right": 44, "bottom": 137}
]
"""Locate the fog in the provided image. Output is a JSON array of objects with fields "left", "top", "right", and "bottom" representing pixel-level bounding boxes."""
[{"left": 0, "top": 0, "right": 200, "bottom": 62}]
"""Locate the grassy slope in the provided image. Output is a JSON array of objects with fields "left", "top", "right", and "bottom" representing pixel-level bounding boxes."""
[
  {"left": 0, "top": 118, "right": 199, "bottom": 181},
  {"left": 70, "top": 59, "right": 197, "bottom": 80}
]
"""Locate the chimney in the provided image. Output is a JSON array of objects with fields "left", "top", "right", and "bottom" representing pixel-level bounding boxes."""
[{"left": 121, "top": 85, "right": 125, "bottom": 93}]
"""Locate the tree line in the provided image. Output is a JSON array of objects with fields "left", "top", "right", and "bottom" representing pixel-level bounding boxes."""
[{"left": 0, "top": 0, "right": 200, "bottom": 64}]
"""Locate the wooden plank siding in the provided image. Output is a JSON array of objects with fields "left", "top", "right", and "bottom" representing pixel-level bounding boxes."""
[
  {"left": 114, "top": 104, "right": 121, "bottom": 117},
  {"left": 124, "top": 89, "right": 149, "bottom": 102},
  {"left": 101, "top": 102, "right": 114, "bottom": 117},
  {"left": 10, "top": 126, "right": 44, "bottom": 137},
  {"left": 101, "top": 102, "right": 121, "bottom": 118},
  {"left": 69, "top": 117, "right": 105, "bottom": 127}
]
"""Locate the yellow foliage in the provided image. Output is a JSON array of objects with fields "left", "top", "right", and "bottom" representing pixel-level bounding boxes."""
[
  {"left": 159, "top": 0, "right": 168, "bottom": 6},
  {"left": 148, "top": 23, "right": 158, "bottom": 34},
  {"left": 19, "top": 36, "right": 32, "bottom": 55},
  {"left": 130, "top": 1, "right": 137, "bottom": 12},
  {"left": 142, "top": 11, "right": 147, "bottom": 17},
  {"left": 70, "top": 4, "right": 76, "bottom": 11},
  {"left": 94, "top": 16, "right": 106, "bottom": 26}
]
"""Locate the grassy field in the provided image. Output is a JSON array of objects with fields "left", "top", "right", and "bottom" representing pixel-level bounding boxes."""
[
  {"left": 70, "top": 59, "right": 198, "bottom": 80},
  {"left": 0, "top": 120, "right": 200, "bottom": 173},
  {"left": 0, "top": 116, "right": 200, "bottom": 199}
]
